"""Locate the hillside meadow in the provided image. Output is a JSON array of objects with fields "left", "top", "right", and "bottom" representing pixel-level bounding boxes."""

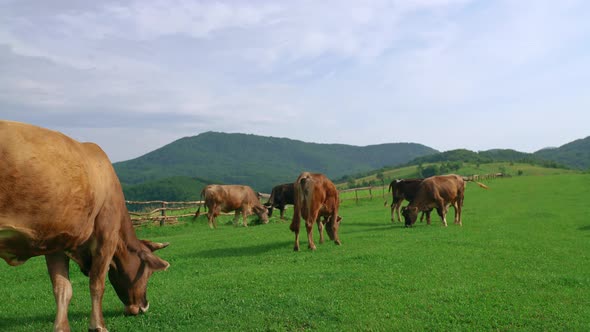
[
  {"left": 341, "top": 161, "right": 581, "bottom": 189},
  {"left": 1, "top": 174, "right": 589, "bottom": 331}
]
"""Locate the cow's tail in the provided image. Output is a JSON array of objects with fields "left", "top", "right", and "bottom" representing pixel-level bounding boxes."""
[
  {"left": 384, "top": 180, "right": 397, "bottom": 206},
  {"left": 290, "top": 173, "right": 313, "bottom": 232},
  {"left": 193, "top": 188, "right": 207, "bottom": 219},
  {"left": 265, "top": 188, "right": 275, "bottom": 207},
  {"left": 463, "top": 177, "right": 489, "bottom": 190},
  {"left": 300, "top": 174, "right": 314, "bottom": 220}
]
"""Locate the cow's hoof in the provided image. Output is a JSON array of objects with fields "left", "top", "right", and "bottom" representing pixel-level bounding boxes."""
[{"left": 334, "top": 240, "right": 341, "bottom": 246}]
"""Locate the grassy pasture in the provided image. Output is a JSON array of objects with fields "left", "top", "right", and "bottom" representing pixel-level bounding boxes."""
[
  {"left": 340, "top": 162, "right": 581, "bottom": 189},
  {"left": 1, "top": 174, "right": 590, "bottom": 331}
]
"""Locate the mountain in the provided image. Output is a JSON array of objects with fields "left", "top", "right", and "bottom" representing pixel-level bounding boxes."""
[
  {"left": 402, "top": 148, "right": 566, "bottom": 171},
  {"left": 122, "top": 176, "right": 212, "bottom": 202},
  {"left": 534, "top": 136, "right": 590, "bottom": 170},
  {"left": 113, "top": 132, "right": 438, "bottom": 193},
  {"left": 406, "top": 148, "right": 543, "bottom": 165}
]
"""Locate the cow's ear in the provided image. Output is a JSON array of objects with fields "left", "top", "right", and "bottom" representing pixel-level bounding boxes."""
[
  {"left": 139, "top": 251, "right": 170, "bottom": 272},
  {"left": 141, "top": 240, "right": 170, "bottom": 252}
]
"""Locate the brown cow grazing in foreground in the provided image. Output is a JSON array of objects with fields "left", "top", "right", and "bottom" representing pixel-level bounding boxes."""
[
  {"left": 402, "top": 174, "right": 488, "bottom": 227},
  {"left": 0, "top": 121, "right": 170, "bottom": 332},
  {"left": 194, "top": 184, "right": 269, "bottom": 228},
  {"left": 290, "top": 172, "right": 341, "bottom": 251},
  {"left": 388, "top": 178, "right": 432, "bottom": 223},
  {"left": 264, "top": 183, "right": 295, "bottom": 219}
]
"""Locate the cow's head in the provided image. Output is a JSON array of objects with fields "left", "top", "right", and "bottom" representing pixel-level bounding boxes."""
[
  {"left": 402, "top": 206, "right": 419, "bottom": 227},
  {"left": 324, "top": 215, "right": 342, "bottom": 241},
  {"left": 254, "top": 205, "right": 269, "bottom": 223},
  {"left": 108, "top": 240, "right": 170, "bottom": 316},
  {"left": 263, "top": 202, "right": 274, "bottom": 218}
]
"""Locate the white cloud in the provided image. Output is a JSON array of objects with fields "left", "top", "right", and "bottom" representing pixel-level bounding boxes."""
[{"left": 1, "top": 0, "right": 589, "bottom": 161}]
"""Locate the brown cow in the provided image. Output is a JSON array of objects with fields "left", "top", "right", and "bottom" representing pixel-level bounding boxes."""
[
  {"left": 194, "top": 184, "right": 269, "bottom": 228},
  {"left": 0, "top": 121, "right": 170, "bottom": 332},
  {"left": 402, "top": 174, "right": 488, "bottom": 227},
  {"left": 290, "top": 172, "right": 341, "bottom": 251}
]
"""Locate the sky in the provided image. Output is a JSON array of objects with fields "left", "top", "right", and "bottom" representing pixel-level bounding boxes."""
[{"left": 1, "top": 0, "right": 589, "bottom": 162}]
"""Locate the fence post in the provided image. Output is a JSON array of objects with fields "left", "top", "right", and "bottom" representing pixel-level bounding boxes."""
[
  {"left": 369, "top": 186, "right": 373, "bottom": 200},
  {"left": 160, "top": 202, "right": 167, "bottom": 226}
]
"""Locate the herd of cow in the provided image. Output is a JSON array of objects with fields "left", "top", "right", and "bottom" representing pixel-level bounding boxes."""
[{"left": 0, "top": 121, "right": 488, "bottom": 331}]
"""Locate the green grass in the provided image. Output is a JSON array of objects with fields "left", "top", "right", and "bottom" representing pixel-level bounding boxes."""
[{"left": 1, "top": 174, "right": 590, "bottom": 331}]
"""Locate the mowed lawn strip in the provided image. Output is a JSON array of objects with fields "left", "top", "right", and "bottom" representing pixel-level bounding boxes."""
[{"left": 1, "top": 174, "right": 589, "bottom": 331}]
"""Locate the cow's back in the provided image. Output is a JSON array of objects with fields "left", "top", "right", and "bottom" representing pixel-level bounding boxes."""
[
  {"left": 395, "top": 179, "right": 423, "bottom": 201},
  {"left": 0, "top": 121, "right": 119, "bottom": 263},
  {"left": 203, "top": 184, "right": 258, "bottom": 212},
  {"left": 295, "top": 172, "right": 339, "bottom": 220},
  {"left": 417, "top": 174, "right": 464, "bottom": 204}
]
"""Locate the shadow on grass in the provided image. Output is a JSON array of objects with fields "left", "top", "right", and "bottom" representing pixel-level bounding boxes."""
[
  {"left": 578, "top": 225, "right": 590, "bottom": 231},
  {"left": 0, "top": 309, "right": 120, "bottom": 330},
  {"left": 195, "top": 240, "right": 292, "bottom": 258}
]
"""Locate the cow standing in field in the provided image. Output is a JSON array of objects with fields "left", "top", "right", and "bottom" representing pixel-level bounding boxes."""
[
  {"left": 0, "top": 121, "right": 170, "bottom": 332},
  {"left": 402, "top": 174, "right": 488, "bottom": 227},
  {"left": 290, "top": 172, "right": 341, "bottom": 251},
  {"left": 194, "top": 185, "right": 269, "bottom": 228},
  {"left": 264, "top": 183, "right": 295, "bottom": 220},
  {"left": 388, "top": 178, "right": 432, "bottom": 223}
]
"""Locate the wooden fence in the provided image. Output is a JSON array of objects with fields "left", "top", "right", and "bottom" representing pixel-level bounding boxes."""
[{"left": 126, "top": 200, "right": 202, "bottom": 226}]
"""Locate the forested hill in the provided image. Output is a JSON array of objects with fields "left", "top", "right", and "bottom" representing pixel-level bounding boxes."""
[
  {"left": 113, "top": 131, "right": 438, "bottom": 193},
  {"left": 534, "top": 136, "right": 590, "bottom": 169},
  {"left": 406, "top": 148, "right": 564, "bottom": 168}
]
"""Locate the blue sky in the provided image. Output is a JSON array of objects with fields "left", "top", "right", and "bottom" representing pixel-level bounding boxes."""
[{"left": 1, "top": 0, "right": 589, "bottom": 162}]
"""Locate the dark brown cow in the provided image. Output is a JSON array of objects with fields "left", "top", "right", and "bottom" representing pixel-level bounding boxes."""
[
  {"left": 264, "top": 183, "right": 295, "bottom": 219},
  {"left": 388, "top": 178, "right": 431, "bottom": 223},
  {"left": 402, "top": 174, "right": 488, "bottom": 227},
  {"left": 0, "top": 121, "right": 170, "bottom": 332},
  {"left": 290, "top": 172, "right": 341, "bottom": 251},
  {"left": 194, "top": 184, "right": 269, "bottom": 228}
]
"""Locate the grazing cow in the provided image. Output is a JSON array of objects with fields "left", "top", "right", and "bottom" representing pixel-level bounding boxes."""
[
  {"left": 290, "top": 172, "right": 341, "bottom": 251},
  {"left": 194, "top": 184, "right": 269, "bottom": 228},
  {"left": 402, "top": 174, "right": 488, "bottom": 227},
  {"left": 388, "top": 178, "right": 432, "bottom": 223},
  {"left": 264, "top": 183, "right": 295, "bottom": 219},
  {"left": 0, "top": 121, "right": 170, "bottom": 332}
]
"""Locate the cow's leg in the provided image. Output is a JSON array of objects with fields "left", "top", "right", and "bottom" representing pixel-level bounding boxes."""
[
  {"left": 317, "top": 217, "right": 325, "bottom": 244},
  {"left": 290, "top": 207, "right": 301, "bottom": 251},
  {"left": 306, "top": 210, "right": 319, "bottom": 250},
  {"left": 396, "top": 203, "right": 403, "bottom": 222},
  {"left": 46, "top": 252, "right": 72, "bottom": 332},
  {"left": 391, "top": 200, "right": 401, "bottom": 222},
  {"left": 437, "top": 200, "right": 448, "bottom": 227},
  {"left": 88, "top": 219, "right": 118, "bottom": 331},
  {"left": 330, "top": 211, "right": 341, "bottom": 245},
  {"left": 233, "top": 210, "right": 240, "bottom": 226},
  {"left": 425, "top": 209, "right": 432, "bottom": 225},
  {"left": 455, "top": 201, "right": 463, "bottom": 226},
  {"left": 279, "top": 204, "right": 286, "bottom": 220},
  {"left": 242, "top": 208, "right": 249, "bottom": 227},
  {"left": 207, "top": 210, "right": 215, "bottom": 229}
]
